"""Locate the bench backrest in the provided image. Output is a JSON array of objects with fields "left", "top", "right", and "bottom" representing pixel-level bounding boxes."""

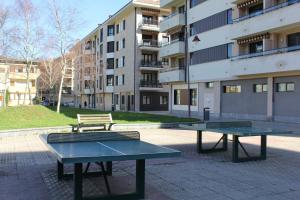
[{"left": 77, "top": 114, "right": 113, "bottom": 125}]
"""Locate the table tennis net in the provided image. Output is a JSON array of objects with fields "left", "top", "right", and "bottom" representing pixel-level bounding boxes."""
[{"left": 47, "top": 131, "right": 140, "bottom": 143}]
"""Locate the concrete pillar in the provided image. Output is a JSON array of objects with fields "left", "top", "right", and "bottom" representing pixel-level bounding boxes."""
[{"left": 267, "top": 77, "right": 274, "bottom": 121}]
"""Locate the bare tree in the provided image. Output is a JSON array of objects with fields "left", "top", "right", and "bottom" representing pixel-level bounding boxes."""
[
  {"left": 47, "top": 0, "right": 80, "bottom": 113},
  {"left": 13, "top": 0, "right": 43, "bottom": 105},
  {"left": 39, "top": 58, "right": 61, "bottom": 103},
  {"left": 0, "top": 7, "right": 10, "bottom": 56}
]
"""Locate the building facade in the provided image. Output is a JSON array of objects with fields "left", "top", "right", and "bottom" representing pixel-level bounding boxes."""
[
  {"left": 159, "top": 0, "right": 300, "bottom": 123},
  {"left": 0, "top": 58, "right": 39, "bottom": 107},
  {"left": 74, "top": 0, "right": 170, "bottom": 111}
]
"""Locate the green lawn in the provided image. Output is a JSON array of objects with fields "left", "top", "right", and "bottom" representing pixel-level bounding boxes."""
[{"left": 0, "top": 105, "right": 197, "bottom": 130}]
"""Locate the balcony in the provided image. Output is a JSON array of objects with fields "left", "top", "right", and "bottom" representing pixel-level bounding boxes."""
[
  {"left": 231, "top": 45, "right": 300, "bottom": 76},
  {"left": 159, "top": 67, "right": 185, "bottom": 83},
  {"left": 83, "top": 88, "right": 94, "bottom": 94},
  {"left": 231, "top": 1, "right": 300, "bottom": 39},
  {"left": 160, "top": 39, "right": 185, "bottom": 58},
  {"left": 84, "top": 75, "right": 91, "bottom": 80},
  {"left": 105, "top": 86, "right": 114, "bottom": 93},
  {"left": 9, "top": 72, "right": 39, "bottom": 80},
  {"left": 233, "top": 0, "right": 300, "bottom": 23},
  {"left": 140, "top": 80, "right": 163, "bottom": 90},
  {"left": 138, "top": 40, "right": 160, "bottom": 51},
  {"left": 139, "top": 19, "right": 160, "bottom": 32},
  {"left": 140, "top": 60, "right": 165, "bottom": 70},
  {"left": 160, "top": 13, "right": 185, "bottom": 33}
]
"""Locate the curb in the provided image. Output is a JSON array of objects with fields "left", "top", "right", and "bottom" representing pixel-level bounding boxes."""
[{"left": 0, "top": 122, "right": 195, "bottom": 137}]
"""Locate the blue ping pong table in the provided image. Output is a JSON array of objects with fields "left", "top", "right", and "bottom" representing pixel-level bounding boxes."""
[
  {"left": 180, "top": 121, "right": 292, "bottom": 163},
  {"left": 41, "top": 131, "right": 180, "bottom": 200}
]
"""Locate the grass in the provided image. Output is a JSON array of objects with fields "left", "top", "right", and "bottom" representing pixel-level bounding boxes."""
[{"left": 0, "top": 105, "right": 197, "bottom": 130}]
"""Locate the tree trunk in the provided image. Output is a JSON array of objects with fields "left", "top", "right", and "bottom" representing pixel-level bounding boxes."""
[{"left": 56, "top": 74, "right": 64, "bottom": 113}]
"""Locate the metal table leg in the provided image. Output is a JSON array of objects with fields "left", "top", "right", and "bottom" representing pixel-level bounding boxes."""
[{"left": 74, "top": 163, "right": 83, "bottom": 200}]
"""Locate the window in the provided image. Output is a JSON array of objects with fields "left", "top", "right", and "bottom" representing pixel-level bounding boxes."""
[
  {"left": 122, "top": 38, "right": 125, "bottom": 48},
  {"left": 122, "top": 75, "right": 125, "bottom": 85},
  {"left": 115, "top": 59, "right": 119, "bottom": 68},
  {"left": 106, "top": 75, "right": 114, "bottom": 86},
  {"left": 227, "top": 43, "right": 233, "bottom": 58},
  {"left": 121, "top": 95, "right": 125, "bottom": 104},
  {"left": 115, "top": 94, "right": 119, "bottom": 105},
  {"left": 31, "top": 81, "right": 36, "bottom": 87},
  {"left": 99, "top": 76, "right": 103, "bottom": 89},
  {"left": 123, "top": 20, "right": 126, "bottom": 30},
  {"left": 10, "top": 81, "right": 15, "bottom": 86},
  {"left": 190, "top": 0, "right": 207, "bottom": 8},
  {"left": 206, "top": 82, "right": 214, "bottom": 88},
  {"left": 190, "top": 89, "right": 197, "bottom": 106},
  {"left": 116, "top": 24, "right": 119, "bottom": 34},
  {"left": 190, "top": 44, "right": 231, "bottom": 65},
  {"left": 100, "top": 29, "right": 103, "bottom": 42},
  {"left": 174, "top": 90, "right": 181, "bottom": 105},
  {"left": 276, "top": 83, "right": 295, "bottom": 92},
  {"left": 115, "top": 76, "right": 119, "bottom": 86},
  {"left": 107, "top": 41, "right": 115, "bottom": 53},
  {"left": 100, "top": 44, "right": 103, "bottom": 56},
  {"left": 122, "top": 56, "right": 125, "bottom": 67},
  {"left": 253, "top": 84, "right": 268, "bottom": 93},
  {"left": 248, "top": 3, "right": 263, "bottom": 15},
  {"left": 287, "top": 32, "right": 300, "bottom": 47},
  {"left": 160, "top": 96, "right": 168, "bottom": 105},
  {"left": 178, "top": 5, "right": 185, "bottom": 14},
  {"left": 107, "top": 25, "right": 115, "bottom": 36},
  {"left": 190, "top": 9, "right": 231, "bottom": 36},
  {"left": 223, "top": 85, "right": 241, "bottom": 93},
  {"left": 142, "top": 96, "right": 151, "bottom": 105},
  {"left": 116, "top": 41, "right": 119, "bottom": 51},
  {"left": 249, "top": 41, "right": 263, "bottom": 54},
  {"left": 107, "top": 58, "right": 114, "bottom": 69}
]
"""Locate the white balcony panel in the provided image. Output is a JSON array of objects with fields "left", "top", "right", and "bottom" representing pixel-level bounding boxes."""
[
  {"left": 160, "top": 41, "right": 185, "bottom": 58},
  {"left": 105, "top": 86, "right": 114, "bottom": 93},
  {"left": 84, "top": 75, "right": 91, "bottom": 80},
  {"left": 106, "top": 53, "right": 114, "bottom": 59},
  {"left": 107, "top": 36, "right": 115, "bottom": 42},
  {"left": 106, "top": 69, "right": 114, "bottom": 75},
  {"left": 159, "top": 69, "right": 185, "bottom": 83},
  {"left": 231, "top": 50, "right": 300, "bottom": 76},
  {"left": 189, "top": 25, "right": 232, "bottom": 52},
  {"left": 140, "top": 25, "right": 160, "bottom": 32},
  {"left": 160, "top": 13, "right": 185, "bottom": 33},
  {"left": 83, "top": 88, "right": 94, "bottom": 94},
  {"left": 231, "top": 3, "right": 300, "bottom": 39},
  {"left": 189, "top": 60, "right": 232, "bottom": 82}
]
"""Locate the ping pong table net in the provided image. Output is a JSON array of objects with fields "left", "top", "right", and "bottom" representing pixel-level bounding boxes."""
[{"left": 47, "top": 131, "right": 140, "bottom": 144}]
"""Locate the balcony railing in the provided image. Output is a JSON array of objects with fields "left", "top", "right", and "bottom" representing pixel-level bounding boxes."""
[
  {"left": 138, "top": 39, "right": 159, "bottom": 48},
  {"left": 161, "top": 12, "right": 185, "bottom": 23},
  {"left": 160, "top": 66, "right": 185, "bottom": 73},
  {"left": 161, "top": 38, "right": 185, "bottom": 47},
  {"left": 140, "top": 60, "right": 163, "bottom": 68},
  {"left": 233, "top": 0, "right": 300, "bottom": 23},
  {"left": 140, "top": 80, "right": 162, "bottom": 88},
  {"left": 139, "top": 19, "right": 159, "bottom": 27},
  {"left": 231, "top": 45, "right": 300, "bottom": 61}
]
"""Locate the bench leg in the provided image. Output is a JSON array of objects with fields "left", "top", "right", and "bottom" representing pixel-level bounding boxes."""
[{"left": 57, "top": 161, "right": 64, "bottom": 180}]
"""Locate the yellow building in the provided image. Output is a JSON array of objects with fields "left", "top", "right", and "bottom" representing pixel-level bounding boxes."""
[{"left": 0, "top": 58, "right": 40, "bottom": 106}]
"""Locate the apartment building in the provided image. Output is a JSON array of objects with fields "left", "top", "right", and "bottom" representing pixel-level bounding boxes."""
[
  {"left": 74, "top": 0, "right": 170, "bottom": 111},
  {"left": 0, "top": 57, "right": 39, "bottom": 106},
  {"left": 159, "top": 0, "right": 300, "bottom": 123}
]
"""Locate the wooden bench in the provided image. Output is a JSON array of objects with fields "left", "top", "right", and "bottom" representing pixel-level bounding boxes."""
[{"left": 74, "top": 114, "right": 115, "bottom": 132}]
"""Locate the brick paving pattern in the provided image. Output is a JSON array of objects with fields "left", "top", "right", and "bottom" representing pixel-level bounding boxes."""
[{"left": 0, "top": 129, "right": 300, "bottom": 200}]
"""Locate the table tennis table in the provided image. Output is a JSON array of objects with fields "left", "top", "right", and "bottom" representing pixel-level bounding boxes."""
[
  {"left": 180, "top": 121, "right": 292, "bottom": 163},
  {"left": 41, "top": 131, "right": 180, "bottom": 200}
]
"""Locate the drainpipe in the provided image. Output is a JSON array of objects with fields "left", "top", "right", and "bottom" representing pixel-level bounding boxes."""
[{"left": 185, "top": 0, "right": 191, "bottom": 118}]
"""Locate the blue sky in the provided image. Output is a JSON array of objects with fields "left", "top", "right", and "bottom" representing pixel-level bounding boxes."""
[{"left": 3, "top": 0, "right": 131, "bottom": 40}]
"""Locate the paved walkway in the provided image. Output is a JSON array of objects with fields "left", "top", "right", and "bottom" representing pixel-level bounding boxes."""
[{"left": 0, "top": 128, "right": 300, "bottom": 200}]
